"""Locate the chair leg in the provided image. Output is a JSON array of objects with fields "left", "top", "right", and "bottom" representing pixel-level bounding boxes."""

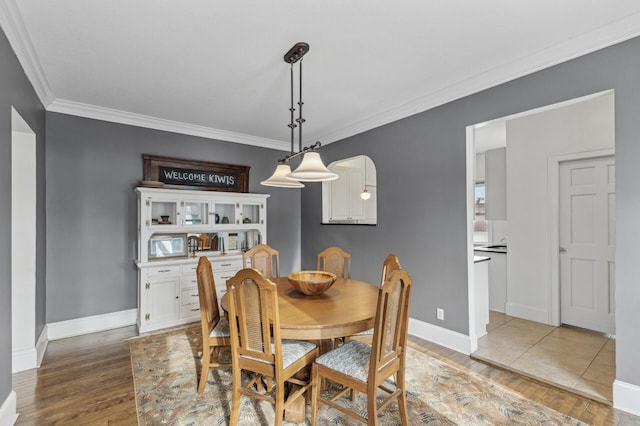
[
  {"left": 198, "top": 346, "right": 210, "bottom": 394},
  {"left": 367, "top": 385, "right": 378, "bottom": 426},
  {"left": 396, "top": 369, "right": 409, "bottom": 425},
  {"left": 274, "top": 378, "right": 285, "bottom": 426},
  {"left": 230, "top": 366, "right": 242, "bottom": 425},
  {"left": 310, "top": 364, "right": 320, "bottom": 426}
]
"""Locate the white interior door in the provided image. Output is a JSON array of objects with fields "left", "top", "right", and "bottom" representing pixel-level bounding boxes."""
[{"left": 559, "top": 156, "right": 615, "bottom": 334}]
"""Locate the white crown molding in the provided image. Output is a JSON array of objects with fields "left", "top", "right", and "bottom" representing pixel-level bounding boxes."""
[
  {"left": 317, "top": 13, "right": 640, "bottom": 145},
  {"left": 48, "top": 99, "right": 290, "bottom": 151},
  {"left": 3, "top": 0, "right": 640, "bottom": 149},
  {"left": 0, "top": 0, "right": 54, "bottom": 107}
]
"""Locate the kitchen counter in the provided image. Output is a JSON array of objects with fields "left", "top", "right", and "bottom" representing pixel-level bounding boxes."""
[{"left": 474, "top": 245, "right": 507, "bottom": 254}]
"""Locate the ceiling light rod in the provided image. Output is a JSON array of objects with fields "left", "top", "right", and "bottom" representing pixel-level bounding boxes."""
[
  {"left": 261, "top": 42, "right": 337, "bottom": 187},
  {"left": 278, "top": 141, "right": 322, "bottom": 164}
]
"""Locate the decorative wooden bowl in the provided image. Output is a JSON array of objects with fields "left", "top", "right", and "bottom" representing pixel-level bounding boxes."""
[{"left": 288, "top": 270, "right": 337, "bottom": 296}]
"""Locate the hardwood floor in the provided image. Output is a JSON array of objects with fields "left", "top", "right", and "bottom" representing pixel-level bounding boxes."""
[
  {"left": 12, "top": 326, "right": 138, "bottom": 425},
  {"left": 11, "top": 325, "right": 639, "bottom": 425}
]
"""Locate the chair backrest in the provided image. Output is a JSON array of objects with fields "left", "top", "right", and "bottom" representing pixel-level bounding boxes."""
[
  {"left": 380, "top": 253, "right": 402, "bottom": 286},
  {"left": 196, "top": 256, "right": 222, "bottom": 336},
  {"left": 317, "top": 246, "right": 351, "bottom": 279},
  {"left": 226, "top": 268, "right": 283, "bottom": 369},
  {"left": 242, "top": 244, "right": 280, "bottom": 278},
  {"left": 369, "top": 269, "right": 412, "bottom": 382}
]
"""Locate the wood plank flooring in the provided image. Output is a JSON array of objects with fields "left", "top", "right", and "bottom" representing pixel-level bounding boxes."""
[{"left": 11, "top": 325, "right": 639, "bottom": 425}]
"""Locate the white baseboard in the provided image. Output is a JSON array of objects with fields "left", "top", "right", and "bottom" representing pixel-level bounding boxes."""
[
  {"left": 408, "top": 317, "right": 472, "bottom": 355},
  {"left": 11, "top": 347, "right": 36, "bottom": 373},
  {"left": 47, "top": 309, "right": 137, "bottom": 340},
  {"left": 36, "top": 325, "right": 48, "bottom": 367},
  {"left": 0, "top": 391, "right": 17, "bottom": 426},
  {"left": 613, "top": 379, "right": 640, "bottom": 416},
  {"left": 505, "top": 302, "right": 549, "bottom": 324}
]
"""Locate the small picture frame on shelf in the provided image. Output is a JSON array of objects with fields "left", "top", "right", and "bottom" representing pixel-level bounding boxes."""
[{"left": 228, "top": 233, "right": 238, "bottom": 250}]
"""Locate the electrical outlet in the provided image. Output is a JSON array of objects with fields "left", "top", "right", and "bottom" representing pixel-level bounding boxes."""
[{"left": 436, "top": 308, "right": 444, "bottom": 321}]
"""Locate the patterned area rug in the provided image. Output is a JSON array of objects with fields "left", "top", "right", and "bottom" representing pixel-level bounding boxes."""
[{"left": 129, "top": 325, "right": 584, "bottom": 425}]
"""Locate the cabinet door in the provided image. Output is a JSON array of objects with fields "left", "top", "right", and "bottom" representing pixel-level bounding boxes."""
[
  {"left": 181, "top": 199, "right": 211, "bottom": 227},
  {"left": 348, "top": 167, "right": 365, "bottom": 220},
  {"left": 240, "top": 201, "right": 265, "bottom": 225},
  {"left": 330, "top": 166, "right": 350, "bottom": 220},
  {"left": 145, "top": 197, "right": 179, "bottom": 227},
  {"left": 147, "top": 278, "right": 180, "bottom": 325}
]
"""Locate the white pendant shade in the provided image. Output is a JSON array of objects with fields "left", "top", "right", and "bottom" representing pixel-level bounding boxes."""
[
  {"left": 286, "top": 152, "right": 338, "bottom": 182},
  {"left": 260, "top": 164, "right": 305, "bottom": 188},
  {"left": 360, "top": 188, "right": 371, "bottom": 200}
]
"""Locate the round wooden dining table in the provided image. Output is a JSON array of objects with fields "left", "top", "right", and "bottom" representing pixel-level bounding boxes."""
[{"left": 220, "top": 276, "right": 379, "bottom": 341}]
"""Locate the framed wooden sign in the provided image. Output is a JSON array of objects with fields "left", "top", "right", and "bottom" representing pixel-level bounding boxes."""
[{"left": 143, "top": 154, "right": 250, "bottom": 192}]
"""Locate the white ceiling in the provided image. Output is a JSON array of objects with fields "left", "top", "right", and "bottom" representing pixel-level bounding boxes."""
[{"left": 2, "top": 1, "right": 640, "bottom": 151}]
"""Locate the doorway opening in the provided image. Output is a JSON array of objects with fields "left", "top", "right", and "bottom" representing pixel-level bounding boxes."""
[{"left": 465, "top": 90, "right": 615, "bottom": 402}]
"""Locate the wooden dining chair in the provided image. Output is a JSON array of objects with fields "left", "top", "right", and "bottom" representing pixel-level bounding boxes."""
[
  {"left": 196, "top": 256, "right": 231, "bottom": 393},
  {"left": 317, "top": 246, "right": 351, "bottom": 279},
  {"left": 226, "top": 268, "right": 319, "bottom": 426},
  {"left": 242, "top": 243, "right": 280, "bottom": 278},
  {"left": 348, "top": 253, "right": 403, "bottom": 341},
  {"left": 310, "top": 269, "right": 413, "bottom": 426}
]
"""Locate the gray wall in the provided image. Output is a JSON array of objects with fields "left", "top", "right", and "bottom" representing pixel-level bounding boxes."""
[
  {"left": 0, "top": 29, "right": 46, "bottom": 409},
  {"left": 45, "top": 113, "right": 301, "bottom": 322},
  {"left": 302, "top": 37, "right": 640, "bottom": 387}
]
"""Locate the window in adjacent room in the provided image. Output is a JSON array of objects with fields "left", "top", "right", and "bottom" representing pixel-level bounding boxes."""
[{"left": 474, "top": 183, "right": 488, "bottom": 244}]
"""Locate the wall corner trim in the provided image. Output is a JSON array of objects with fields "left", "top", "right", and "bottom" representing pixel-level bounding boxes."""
[
  {"left": 408, "top": 317, "right": 472, "bottom": 355},
  {"left": 0, "top": 390, "right": 17, "bottom": 426},
  {"left": 36, "top": 325, "right": 48, "bottom": 367},
  {"left": 613, "top": 379, "right": 640, "bottom": 416},
  {"left": 47, "top": 309, "right": 138, "bottom": 341}
]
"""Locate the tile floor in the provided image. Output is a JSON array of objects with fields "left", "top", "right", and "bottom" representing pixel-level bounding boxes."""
[{"left": 472, "top": 311, "right": 615, "bottom": 404}]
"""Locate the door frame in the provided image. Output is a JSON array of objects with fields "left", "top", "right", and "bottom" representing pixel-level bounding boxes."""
[{"left": 547, "top": 148, "right": 614, "bottom": 327}]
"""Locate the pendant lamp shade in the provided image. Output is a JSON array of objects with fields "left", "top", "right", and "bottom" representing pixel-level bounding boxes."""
[
  {"left": 360, "top": 188, "right": 371, "bottom": 200},
  {"left": 286, "top": 151, "right": 338, "bottom": 182},
  {"left": 260, "top": 163, "right": 305, "bottom": 188}
]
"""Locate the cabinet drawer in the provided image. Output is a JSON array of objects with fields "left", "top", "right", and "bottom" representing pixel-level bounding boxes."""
[
  {"left": 181, "top": 303, "right": 201, "bottom": 319},
  {"left": 214, "top": 271, "right": 237, "bottom": 286},
  {"left": 181, "top": 263, "right": 199, "bottom": 275},
  {"left": 146, "top": 265, "right": 180, "bottom": 277},
  {"left": 210, "top": 258, "right": 242, "bottom": 272},
  {"left": 180, "top": 275, "right": 198, "bottom": 288},
  {"left": 181, "top": 287, "right": 200, "bottom": 306}
]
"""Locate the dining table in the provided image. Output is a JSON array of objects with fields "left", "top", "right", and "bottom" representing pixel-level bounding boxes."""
[{"left": 220, "top": 276, "right": 380, "bottom": 341}]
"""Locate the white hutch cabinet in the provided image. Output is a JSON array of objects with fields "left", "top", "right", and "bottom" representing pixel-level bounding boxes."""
[{"left": 135, "top": 187, "right": 268, "bottom": 333}]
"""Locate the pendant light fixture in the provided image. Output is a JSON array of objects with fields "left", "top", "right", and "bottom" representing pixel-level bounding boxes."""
[
  {"left": 360, "top": 156, "right": 371, "bottom": 200},
  {"left": 261, "top": 42, "right": 338, "bottom": 187}
]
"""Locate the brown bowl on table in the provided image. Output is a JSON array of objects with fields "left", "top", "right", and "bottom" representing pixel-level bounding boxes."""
[{"left": 288, "top": 270, "right": 337, "bottom": 296}]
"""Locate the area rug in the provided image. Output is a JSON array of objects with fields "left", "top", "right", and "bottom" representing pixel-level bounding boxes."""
[{"left": 129, "top": 325, "right": 585, "bottom": 425}]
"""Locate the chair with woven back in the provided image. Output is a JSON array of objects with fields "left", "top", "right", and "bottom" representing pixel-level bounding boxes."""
[
  {"left": 195, "top": 256, "right": 231, "bottom": 394},
  {"left": 347, "top": 253, "right": 403, "bottom": 341},
  {"left": 226, "top": 268, "right": 319, "bottom": 426},
  {"left": 317, "top": 246, "right": 351, "bottom": 279},
  {"left": 310, "top": 268, "right": 413, "bottom": 426},
  {"left": 242, "top": 243, "right": 280, "bottom": 278}
]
